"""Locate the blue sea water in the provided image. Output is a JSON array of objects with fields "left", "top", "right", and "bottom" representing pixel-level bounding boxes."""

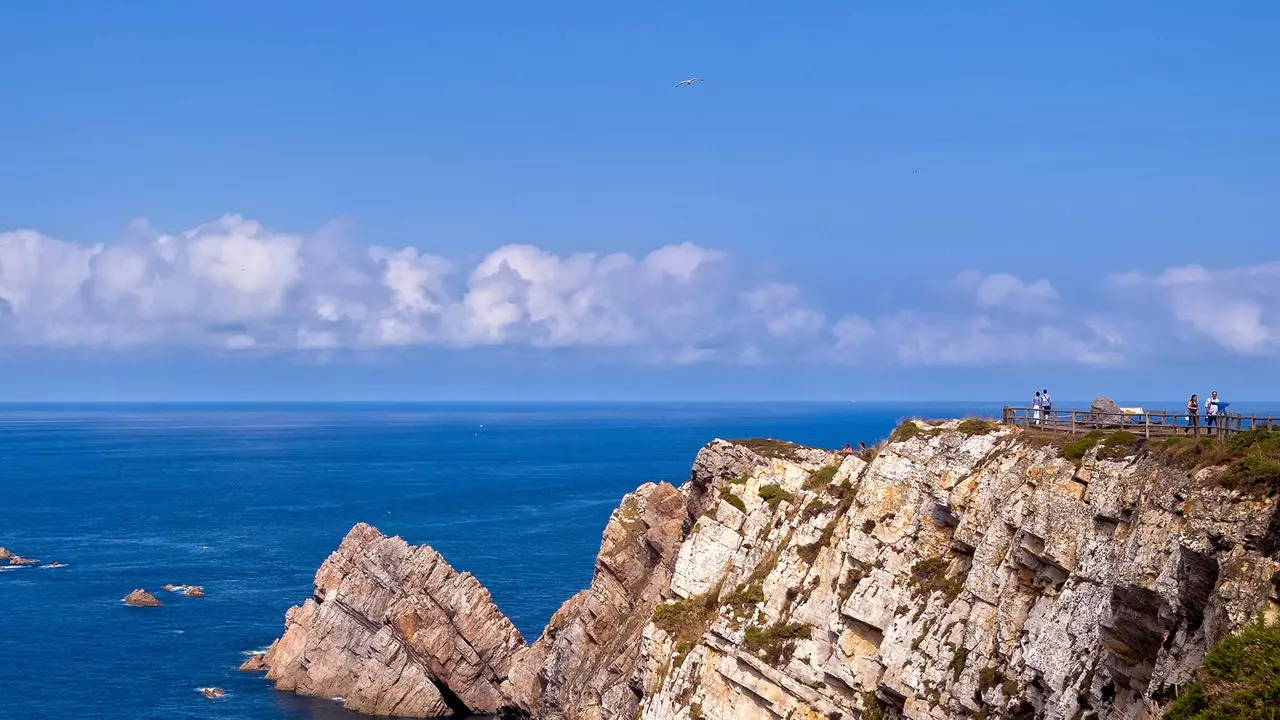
[{"left": 0, "top": 401, "right": 1026, "bottom": 719}]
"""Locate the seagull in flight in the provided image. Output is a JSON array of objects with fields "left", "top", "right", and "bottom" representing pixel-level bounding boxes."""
[{"left": 675, "top": 77, "right": 702, "bottom": 88}]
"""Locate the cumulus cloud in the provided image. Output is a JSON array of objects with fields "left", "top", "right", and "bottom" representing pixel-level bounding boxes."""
[
  {"left": 1112, "top": 262, "right": 1280, "bottom": 354},
  {"left": 0, "top": 215, "right": 752, "bottom": 356},
  {"left": 957, "top": 270, "right": 1058, "bottom": 313}
]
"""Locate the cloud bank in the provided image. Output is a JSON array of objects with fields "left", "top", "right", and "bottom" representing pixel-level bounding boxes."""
[{"left": 1, "top": 215, "right": 1274, "bottom": 366}]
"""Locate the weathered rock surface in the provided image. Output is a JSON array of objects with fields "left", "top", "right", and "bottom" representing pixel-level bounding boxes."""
[
  {"left": 198, "top": 687, "right": 226, "bottom": 699},
  {"left": 123, "top": 589, "right": 162, "bottom": 607},
  {"left": 255, "top": 427, "right": 1280, "bottom": 719},
  {"left": 184, "top": 586, "right": 206, "bottom": 597},
  {"left": 259, "top": 522, "right": 528, "bottom": 717},
  {"left": 240, "top": 653, "right": 268, "bottom": 672},
  {"left": 0, "top": 547, "right": 11, "bottom": 561}
]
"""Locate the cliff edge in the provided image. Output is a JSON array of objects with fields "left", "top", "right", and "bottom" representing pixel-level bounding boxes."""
[{"left": 250, "top": 422, "right": 1280, "bottom": 719}]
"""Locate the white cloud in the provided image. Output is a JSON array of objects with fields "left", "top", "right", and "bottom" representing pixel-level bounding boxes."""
[
  {"left": 743, "top": 282, "right": 826, "bottom": 338},
  {"left": 832, "top": 315, "right": 874, "bottom": 350},
  {"left": 1113, "top": 262, "right": 1280, "bottom": 354},
  {"left": 0, "top": 215, "right": 760, "bottom": 356},
  {"left": 957, "top": 270, "right": 1058, "bottom": 313}
]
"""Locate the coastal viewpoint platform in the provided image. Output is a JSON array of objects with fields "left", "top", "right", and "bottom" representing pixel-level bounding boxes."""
[{"left": 1002, "top": 405, "right": 1278, "bottom": 440}]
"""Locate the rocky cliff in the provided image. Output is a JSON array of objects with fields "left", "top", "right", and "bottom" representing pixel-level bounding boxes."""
[{"left": 250, "top": 422, "right": 1280, "bottom": 719}]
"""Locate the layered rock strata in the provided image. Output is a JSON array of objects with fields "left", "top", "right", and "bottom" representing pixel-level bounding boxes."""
[{"left": 254, "top": 425, "right": 1280, "bottom": 719}]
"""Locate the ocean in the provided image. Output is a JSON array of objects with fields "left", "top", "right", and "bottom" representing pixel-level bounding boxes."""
[{"left": 0, "top": 401, "right": 1038, "bottom": 719}]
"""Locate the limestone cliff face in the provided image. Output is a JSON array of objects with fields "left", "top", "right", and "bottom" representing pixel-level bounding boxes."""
[{"left": 254, "top": 425, "right": 1280, "bottom": 720}]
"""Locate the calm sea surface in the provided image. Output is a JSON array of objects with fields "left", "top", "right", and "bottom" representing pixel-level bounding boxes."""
[{"left": 0, "top": 400, "right": 1069, "bottom": 719}]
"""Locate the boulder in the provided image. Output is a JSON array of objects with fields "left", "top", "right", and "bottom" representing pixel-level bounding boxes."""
[
  {"left": 1091, "top": 395, "right": 1125, "bottom": 427},
  {"left": 0, "top": 547, "right": 11, "bottom": 561},
  {"left": 8, "top": 556, "right": 39, "bottom": 566},
  {"left": 183, "top": 586, "right": 206, "bottom": 597},
  {"left": 161, "top": 584, "right": 177, "bottom": 591},
  {"left": 198, "top": 687, "right": 226, "bottom": 699},
  {"left": 123, "top": 589, "right": 162, "bottom": 607}
]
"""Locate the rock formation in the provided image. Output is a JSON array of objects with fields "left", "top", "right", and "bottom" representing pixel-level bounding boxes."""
[
  {"left": 240, "top": 653, "right": 268, "bottom": 672},
  {"left": 123, "top": 589, "right": 162, "bottom": 607},
  {"left": 253, "top": 423, "right": 1280, "bottom": 719},
  {"left": 183, "top": 586, "right": 206, "bottom": 597},
  {"left": 0, "top": 547, "right": 11, "bottom": 561},
  {"left": 198, "top": 687, "right": 226, "bottom": 699}
]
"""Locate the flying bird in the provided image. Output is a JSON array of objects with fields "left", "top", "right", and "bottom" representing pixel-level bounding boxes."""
[{"left": 675, "top": 77, "right": 702, "bottom": 88}]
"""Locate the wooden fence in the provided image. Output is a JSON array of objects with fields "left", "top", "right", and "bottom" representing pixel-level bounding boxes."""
[{"left": 1001, "top": 406, "right": 1278, "bottom": 440}]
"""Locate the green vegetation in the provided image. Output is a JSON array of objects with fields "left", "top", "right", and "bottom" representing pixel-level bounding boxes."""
[
  {"left": 838, "top": 560, "right": 872, "bottom": 606},
  {"left": 689, "top": 703, "right": 703, "bottom": 720},
  {"left": 731, "top": 438, "right": 804, "bottom": 461},
  {"left": 672, "top": 640, "right": 693, "bottom": 667},
  {"left": 729, "top": 473, "right": 748, "bottom": 485},
  {"left": 758, "top": 483, "right": 794, "bottom": 509},
  {"left": 957, "top": 418, "right": 997, "bottom": 436},
  {"left": 743, "top": 621, "right": 812, "bottom": 664},
  {"left": 892, "top": 420, "right": 924, "bottom": 442},
  {"left": 722, "top": 582, "right": 765, "bottom": 611},
  {"left": 1164, "top": 619, "right": 1280, "bottom": 719},
  {"left": 950, "top": 646, "right": 969, "bottom": 681},
  {"left": 861, "top": 692, "right": 888, "bottom": 720},
  {"left": 1156, "top": 427, "right": 1280, "bottom": 492},
  {"left": 721, "top": 491, "right": 747, "bottom": 513},
  {"left": 908, "top": 555, "right": 966, "bottom": 603},
  {"left": 978, "top": 667, "right": 1013, "bottom": 695},
  {"left": 1061, "top": 431, "right": 1106, "bottom": 462},
  {"left": 651, "top": 591, "right": 718, "bottom": 647},
  {"left": 1097, "top": 430, "right": 1140, "bottom": 460},
  {"left": 801, "top": 498, "right": 829, "bottom": 521},
  {"left": 805, "top": 464, "right": 838, "bottom": 490}
]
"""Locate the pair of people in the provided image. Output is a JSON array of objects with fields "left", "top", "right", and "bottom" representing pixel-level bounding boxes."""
[
  {"left": 1031, "top": 389, "right": 1053, "bottom": 424},
  {"left": 1186, "top": 391, "right": 1224, "bottom": 432}
]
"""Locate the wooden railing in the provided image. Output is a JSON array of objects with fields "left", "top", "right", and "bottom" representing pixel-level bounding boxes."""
[{"left": 1001, "top": 406, "right": 1279, "bottom": 440}]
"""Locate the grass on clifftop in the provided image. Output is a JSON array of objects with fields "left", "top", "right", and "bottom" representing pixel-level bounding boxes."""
[
  {"left": 1164, "top": 619, "right": 1280, "bottom": 720},
  {"left": 1032, "top": 426, "right": 1280, "bottom": 492},
  {"left": 731, "top": 438, "right": 805, "bottom": 461}
]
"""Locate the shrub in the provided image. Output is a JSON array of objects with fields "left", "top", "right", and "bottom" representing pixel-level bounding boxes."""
[
  {"left": 1164, "top": 619, "right": 1280, "bottom": 719},
  {"left": 722, "top": 582, "right": 764, "bottom": 610},
  {"left": 908, "top": 555, "right": 965, "bottom": 602},
  {"left": 957, "top": 418, "right": 997, "bottom": 436},
  {"left": 979, "top": 667, "right": 1006, "bottom": 693},
  {"left": 743, "top": 622, "right": 811, "bottom": 664},
  {"left": 758, "top": 483, "right": 794, "bottom": 509},
  {"left": 1061, "top": 431, "right": 1106, "bottom": 462},
  {"left": 950, "top": 646, "right": 969, "bottom": 681},
  {"left": 731, "top": 438, "right": 804, "bottom": 461},
  {"left": 651, "top": 592, "right": 717, "bottom": 646},
  {"left": 721, "top": 491, "right": 747, "bottom": 513},
  {"left": 801, "top": 498, "right": 829, "bottom": 521},
  {"left": 805, "top": 464, "right": 838, "bottom": 490},
  {"left": 892, "top": 420, "right": 924, "bottom": 442},
  {"left": 1098, "top": 430, "right": 1140, "bottom": 460}
]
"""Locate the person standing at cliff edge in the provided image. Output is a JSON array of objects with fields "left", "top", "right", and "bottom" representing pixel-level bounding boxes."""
[
  {"left": 1041, "top": 389, "right": 1053, "bottom": 425},
  {"left": 1032, "top": 391, "right": 1043, "bottom": 425},
  {"left": 1186, "top": 393, "right": 1200, "bottom": 436}
]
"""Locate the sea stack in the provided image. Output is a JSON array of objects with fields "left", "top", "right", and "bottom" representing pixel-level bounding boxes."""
[
  {"left": 250, "top": 423, "right": 1280, "bottom": 719},
  {"left": 122, "top": 589, "right": 163, "bottom": 607}
]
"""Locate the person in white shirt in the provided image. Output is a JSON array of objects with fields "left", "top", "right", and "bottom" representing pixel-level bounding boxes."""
[
  {"left": 1032, "top": 391, "right": 1042, "bottom": 425},
  {"left": 1204, "top": 391, "right": 1220, "bottom": 429}
]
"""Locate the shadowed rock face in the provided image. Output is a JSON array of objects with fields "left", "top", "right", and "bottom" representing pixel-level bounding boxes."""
[{"left": 256, "top": 430, "right": 1280, "bottom": 720}]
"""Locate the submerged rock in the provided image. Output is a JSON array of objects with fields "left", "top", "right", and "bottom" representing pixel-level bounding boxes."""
[
  {"left": 253, "top": 429, "right": 1280, "bottom": 719},
  {"left": 198, "top": 687, "right": 225, "bottom": 699},
  {"left": 123, "top": 589, "right": 162, "bottom": 607},
  {"left": 183, "top": 586, "right": 205, "bottom": 597}
]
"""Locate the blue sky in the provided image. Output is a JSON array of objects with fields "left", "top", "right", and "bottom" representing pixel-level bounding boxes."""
[{"left": 1, "top": 2, "right": 1277, "bottom": 401}]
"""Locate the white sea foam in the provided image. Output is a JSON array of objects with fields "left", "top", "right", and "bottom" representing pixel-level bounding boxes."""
[
  {"left": 241, "top": 647, "right": 271, "bottom": 656},
  {"left": 0, "top": 566, "right": 21, "bottom": 572},
  {"left": 39, "top": 562, "right": 67, "bottom": 569}
]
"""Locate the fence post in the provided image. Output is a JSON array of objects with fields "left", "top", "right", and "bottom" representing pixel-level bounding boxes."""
[
  {"left": 1144, "top": 413, "right": 1150, "bottom": 440},
  {"left": 1071, "top": 412, "right": 1076, "bottom": 435}
]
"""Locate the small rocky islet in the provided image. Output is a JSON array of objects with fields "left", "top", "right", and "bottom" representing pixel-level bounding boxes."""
[{"left": 241, "top": 419, "right": 1280, "bottom": 719}]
